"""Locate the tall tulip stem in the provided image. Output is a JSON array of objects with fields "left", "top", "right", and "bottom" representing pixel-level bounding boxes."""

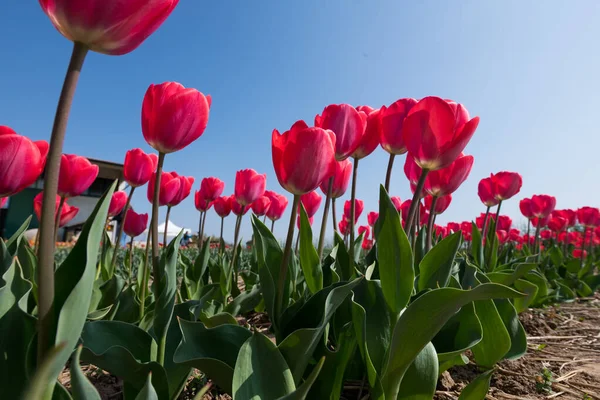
[
  {"left": 485, "top": 201, "right": 502, "bottom": 268},
  {"left": 404, "top": 169, "right": 429, "bottom": 236},
  {"left": 37, "top": 41, "right": 88, "bottom": 364},
  {"left": 110, "top": 186, "right": 135, "bottom": 277},
  {"left": 384, "top": 154, "right": 395, "bottom": 193},
  {"left": 270, "top": 219, "right": 275, "bottom": 233},
  {"left": 151, "top": 153, "right": 165, "bottom": 301},
  {"left": 53, "top": 196, "right": 66, "bottom": 242},
  {"left": 579, "top": 227, "right": 588, "bottom": 268},
  {"left": 231, "top": 214, "right": 243, "bottom": 288},
  {"left": 493, "top": 201, "right": 503, "bottom": 237},
  {"left": 317, "top": 177, "right": 333, "bottom": 259},
  {"left": 127, "top": 237, "right": 134, "bottom": 286},
  {"left": 139, "top": 224, "right": 152, "bottom": 319},
  {"left": 481, "top": 205, "right": 491, "bottom": 238},
  {"left": 426, "top": 196, "right": 438, "bottom": 252},
  {"left": 332, "top": 198, "right": 338, "bottom": 233},
  {"left": 276, "top": 195, "right": 300, "bottom": 319},
  {"left": 198, "top": 211, "right": 206, "bottom": 250},
  {"left": 201, "top": 211, "right": 207, "bottom": 247},
  {"left": 163, "top": 206, "right": 172, "bottom": 247},
  {"left": 533, "top": 221, "right": 542, "bottom": 257},
  {"left": 349, "top": 159, "right": 359, "bottom": 272},
  {"left": 219, "top": 217, "right": 225, "bottom": 255}
]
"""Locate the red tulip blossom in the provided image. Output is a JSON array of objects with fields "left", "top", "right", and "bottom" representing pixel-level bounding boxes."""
[
  {"left": 399, "top": 200, "right": 426, "bottom": 225},
  {"left": 108, "top": 191, "right": 127, "bottom": 217},
  {"left": 264, "top": 191, "right": 288, "bottom": 221},
  {"left": 572, "top": 249, "right": 587, "bottom": 259},
  {"left": 199, "top": 177, "right": 225, "bottom": 202},
  {"left": 142, "top": 82, "right": 211, "bottom": 154},
  {"left": 379, "top": 98, "right": 418, "bottom": 155},
  {"left": 272, "top": 120, "right": 336, "bottom": 195},
  {"left": 0, "top": 126, "right": 48, "bottom": 198},
  {"left": 147, "top": 171, "right": 181, "bottom": 206},
  {"left": 123, "top": 148, "right": 158, "bottom": 188},
  {"left": 576, "top": 206, "right": 600, "bottom": 227},
  {"left": 167, "top": 174, "right": 194, "bottom": 207},
  {"left": 553, "top": 209, "right": 576, "bottom": 227},
  {"left": 343, "top": 199, "right": 364, "bottom": 223},
  {"left": 39, "top": 0, "right": 179, "bottom": 55},
  {"left": 367, "top": 211, "right": 379, "bottom": 227},
  {"left": 0, "top": 198, "right": 7, "bottom": 208},
  {"left": 251, "top": 196, "right": 272, "bottom": 216},
  {"left": 424, "top": 194, "right": 452, "bottom": 215},
  {"left": 447, "top": 222, "right": 460, "bottom": 233},
  {"left": 406, "top": 154, "right": 474, "bottom": 197},
  {"left": 299, "top": 191, "right": 322, "bottom": 218},
  {"left": 519, "top": 198, "right": 533, "bottom": 219},
  {"left": 492, "top": 171, "right": 522, "bottom": 201},
  {"left": 319, "top": 159, "right": 352, "bottom": 199},
  {"left": 403, "top": 96, "right": 479, "bottom": 170},
  {"left": 391, "top": 196, "right": 402, "bottom": 212},
  {"left": 460, "top": 221, "right": 472, "bottom": 235},
  {"left": 434, "top": 225, "right": 447, "bottom": 238},
  {"left": 509, "top": 229, "right": 521, "bottom": 242},
  {"left": 194, "top": 191, "right": 213, "bottom": 212},
  {"left": 530, "top": 195, "right": 556, "bottom": 218},
  {"left": 531, "top": 216, "right": 550, "bottom": 228},
  {"left": 213, "top": 195, "right": 233, "bottom": 218},
  {"left": 362, "top": 237, "right": 374, "bottom": 251},
  {"left": 34, "top": 192, "right": 79, "bottom": 227},
  {"left": 232, "top": 199, "right": 251, "bottom": 216},
  {"left": 357, "top": 225, "right": 371, "bottom": 239},
  {"left": 315, "top": 104, "right": 367, "bottom": 161},
  {"left": 352, "top": 106, "right": 381, "bottom": 159},
  {"left": 540, "top": 230, "right": 553, "bottom": 240},
  {"left": 339, "top": 218, "right": 350, "bottom": 236},
  {"left": 58, "top": 154, "right": 99, "bottom": 197},
  {"left": 234, "top": 169, "right": 266, "bottom": 206},
  {"left": 548, "top": 216, "right": 568, "bottom": 233},
  {"left": 497, "top": 230, "right": 509, "bottom": 245},
  {"left": 123, "top": 209, "right": 148, "bottom": 238},
  {"left": 477, "top": 176, "right": 499, "bottom": 207},
  {"left": 497, "top": 215, "right": 512, "bottom": 231}
]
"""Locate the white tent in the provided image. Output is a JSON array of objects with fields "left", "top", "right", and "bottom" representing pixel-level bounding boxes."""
[{"left": 143, "top": 221, "right": 193, "bottom": 244}]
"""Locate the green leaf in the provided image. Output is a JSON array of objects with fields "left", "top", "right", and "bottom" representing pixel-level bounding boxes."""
[
  {"left": 333, "top": 232, "right": 351, "bottom": 281},
  {"left": 199, "top": 312, "right": 237, "bottom": 328},
  {"left": 70, "top": 346, "right": 101, "bottom": 400},
  {"left": 418, "top": 232, "right": 461, "bottom": 291},
  {"left": 381, "top": 283, "right": 522, "bottom": 399},
  {"left": 397, "top": 342, "right": 438, "bottom": 400},
  {"left": 471, "top": 222, "right": 483, "bottom": 267},
  {"left": 1, "top": 216, "right": 32, "bottom": 273},
  {"left": 524, "top": 270, "right": 549, "bottom": 306},
  {"left": 486, "top": 263, "right": 537, "bottom": 287},
  {"left": 232, "top": 332, "right": 295, "bottom": 400},
  {"left": 279, "top": 357, "right": 325, "bottom": 400},
  {"left": 494, "top": 298, "right": 527, "bottom": 360},
  {"left": 413, "top": 227, "right": 427, "bottom": 274},
  {"left": 471, "top": 299, "right": 511, "bottom": 368},
  {"left": 153, "top": 229, "right": 184, "bottom": 343},
  {"left": 376, "top": 185, "right": 414, "bottom": 315},
  {"left": 278, "top": 278, "right": 363, "bottom": 384},
  {"left": 299, "top": 205, "right": 323, "bottom": 294},
  {"left": 458, "top": 369, "right": 494, "bottom": 400},
  {"left": 433, "top": 302, "right": 483, "bottom": 360},
  {"left": 438, "top": 353, "right": 469, "bottom": 375},
  {"left": 512, "top": 279, "right": 538, "bottom": 313},
  {"left": 549, "top": 246, "right": 563, "bottom": 267},
  {"left": 21, "top": 343, "right": 68, "bottom": 400},
  {"left": 50, "top": 180, "right": 117, "bottom": 385},
  {"left": 135, "top": 373, "right": 159, "bottom": 400},
  {"left": 174, "top": 319, "right": 252, "bottom": 393},
  {"left": 80, "top": 320, "right": 170, "bottom": 400},
  {"left": 225, "top": 284, "right": 262, "bottom": 316}
]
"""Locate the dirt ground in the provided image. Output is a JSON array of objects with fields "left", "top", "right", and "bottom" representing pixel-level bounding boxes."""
[{"left": 59, "top": 294, "right": 600, "bottom": 400}]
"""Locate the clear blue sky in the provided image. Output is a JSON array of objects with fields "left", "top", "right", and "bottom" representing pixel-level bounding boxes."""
[{"left": 2, "top": 1, "right": 599, "bottom": 242}]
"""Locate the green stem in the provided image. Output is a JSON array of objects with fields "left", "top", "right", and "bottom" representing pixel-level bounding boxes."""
[
  {"left": 425, "top": 196, "right": 438, "bottom": 252},
  {"left": 231, "top": 214, "right": 243, "bottom": 289},
  {"left": 332, "top": 198, "right": 338, "bottom": 234},
  {"left": 127, "top": 237, "right": 134, "bottom": 286},
  {"left": 200, "top": 210, "right": 207, "bottom": 247},
  {"left": 349, "top": 158, "right": 359, "bottom": 273},
  {"left": 317, "top": 177, "right": 333, "bottom": 260},
  {"left": 481, "top": 205, "right": 491, "bottom": 239},
  {"left": 139, "top": 228, "right": 152, "bottom": 319},
  {"left": 404, "top": 169, "right": 429, "bottom": 236},
  {"left": 219, "top": 217, "right": 224, "bottom": 256},
  {"left": 37, "top": 41, "right": 88, "bottom": 366},
  {"left": 109, "top": 186, "right": 135, "bottom": 278},
  {"left": 53, "top": 196, "right": 66, "bottom": 242},
  {"left": 276, "top": 195, "right": 300, "bottom": 320},
  {"left": 163, "top": 206, "right": 172, "bottom": 248},
  {"left": 270, "top": 219, "right": 275, "bottom": 233},
  {"left": 384, "top": 153, "right": 395, "bottom": 193},
  {"left": 157, "top": 335, "right": 167, "bottom": 366}
]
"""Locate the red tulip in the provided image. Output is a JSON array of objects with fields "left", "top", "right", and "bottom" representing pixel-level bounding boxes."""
[
  {"left": 367, "top": 211, "right": 379, "bottom": 227},
  {"left": 434, "top": 225, "right": 447, "bottom": 238},
  {"left": 379, "top": 98, "right": 418, "bottom": 155},
  {"left": 264, "top": 191, "right": 288, "bottom": 221},
  {"left": 315, "top": 104, "right": 367, "bottom": 161},
  {"left": 497, "top": 215, "right": 512, "bottom": 231},
  {"left": 39, "top": 0, "right": 178, "bottom": 55},
  {"left": 343, "top": 199, "right": 364, "bottom": 222},
  {"left": 358, "top": 225, "right": 371, "bottom": 239},
  {"left": 339, "top": 218, "right": 350, "bottom": 236},
  {"left": 199, "top": 177, "right": 225, "bottom": 202},
  {"left": 213, "top": 195, "right": 233, "bottom": 218},
  {"left": 460, "top": 221, "right": 472, "bottom": 235},
  {"left": 297, "top": 214, "right": 314, "bottom": 229},
  {"left": 509, "top": 229, "right": 521, "bottom": 242},
  {"left": 424, "top": 194, "right": 452, "bottom": 215},
  {"left": 251, "top": 196, "right": 272, "bottom": 216},
  {"left": 142, "top": 82, "right": 211, "bottom": 154},
  {"left": 478, "top": 176, "right": 499, "bottom": 207},
  {"left": 530, "top": 195, "right": 556, "bottom": 218},
  {"left": 391, "top": 196, "right": 402, "bottom": 212},
  {"left": 519, "top": 198, "right": 533, "bottom": 219},
  {"left": 194, "top": 191, "right": 213, "bottom": 212},
  {"left": 232, "top": 199, "right": 251, "bottom": 216},
  {"left": 475, "top": 213, "right": 487, "bottom": 229},
  {"left": 576, "top": 206, "right": 600, "bottom": 227},
  {"left": 299, "top": 191, "right": 322, "bottom": 218},
  {"left": 319, "top": 159, "right": 352, "bottom": 199},
  {"left": 0, "top": 198, "right": 7, "bottom": 208},
  {"left": 108, "top": 191, "right": 127, "bottom": 217},
  {"left": 492, "top": 171, "right": 522, "bottom": 201},
  {"left": 553, "top": 209, "right": 576, "bottom": 227},
  {"left": 234, "top": 169, "right": 266, "bottom": 206},
  {"left": 34, "top": 192, "right": 79, "bottom": 227},
  {"left": 497, "top": 230, "right": 509, "bottom": 245},
  {"left": 147, "top": 171, "right": 181, "bottom": 206},
  {"left": 548, "top": 216, "right": 568, "bottom": 233},
  {"left": 123, "top": 148, "right": 158, "bottom": 188},
  {"left": 123, "top": 209, "right": 148, "bottom": 238},
  {"left": 540, "top": 230, "right": 553, "bottom": 240},
  {"left": 58, "top": 154, "right": 99, "bottom": 197},
  {"left": 0, "top": 126, "right": 48, "bottom": 197},
  {"left": 352, "top": 107, "right": 381, "bottom": 159},
  {"left": 447, "top": 222, "right": 460, "bottom": 233},
  {"left": 167, "top": 173, "right": 194, "bottom": 206},
  {"left": 572, "top": 249, "right": 587, "bottom": 259},
  {"left": 272, "top": 120, "right": 336, "bottom": 195},
  {"left": 405, "top": 154, "right": 473, "bottom": 197},
  {"left": 531, "top": 216, "right": 550, "bottom": 228},
  {"left": 403, "top": 96, "right": 479, "bottom": 170},
  {"left": 362, "top": 237, "right": 374, "bottom": 251}
]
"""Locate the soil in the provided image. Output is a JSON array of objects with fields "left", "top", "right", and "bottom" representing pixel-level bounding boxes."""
[{"left": 59, "top": 294, "right": 600, "bottom": 399}]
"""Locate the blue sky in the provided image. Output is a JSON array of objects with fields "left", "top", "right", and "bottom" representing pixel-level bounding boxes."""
[{"left": 2, "top": 1, "right": 600, "bottom": 242}]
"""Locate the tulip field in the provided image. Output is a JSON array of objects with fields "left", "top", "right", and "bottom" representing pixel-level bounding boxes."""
[{"left": 2, "top": 2, "right": 600, "bottom": 400}]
